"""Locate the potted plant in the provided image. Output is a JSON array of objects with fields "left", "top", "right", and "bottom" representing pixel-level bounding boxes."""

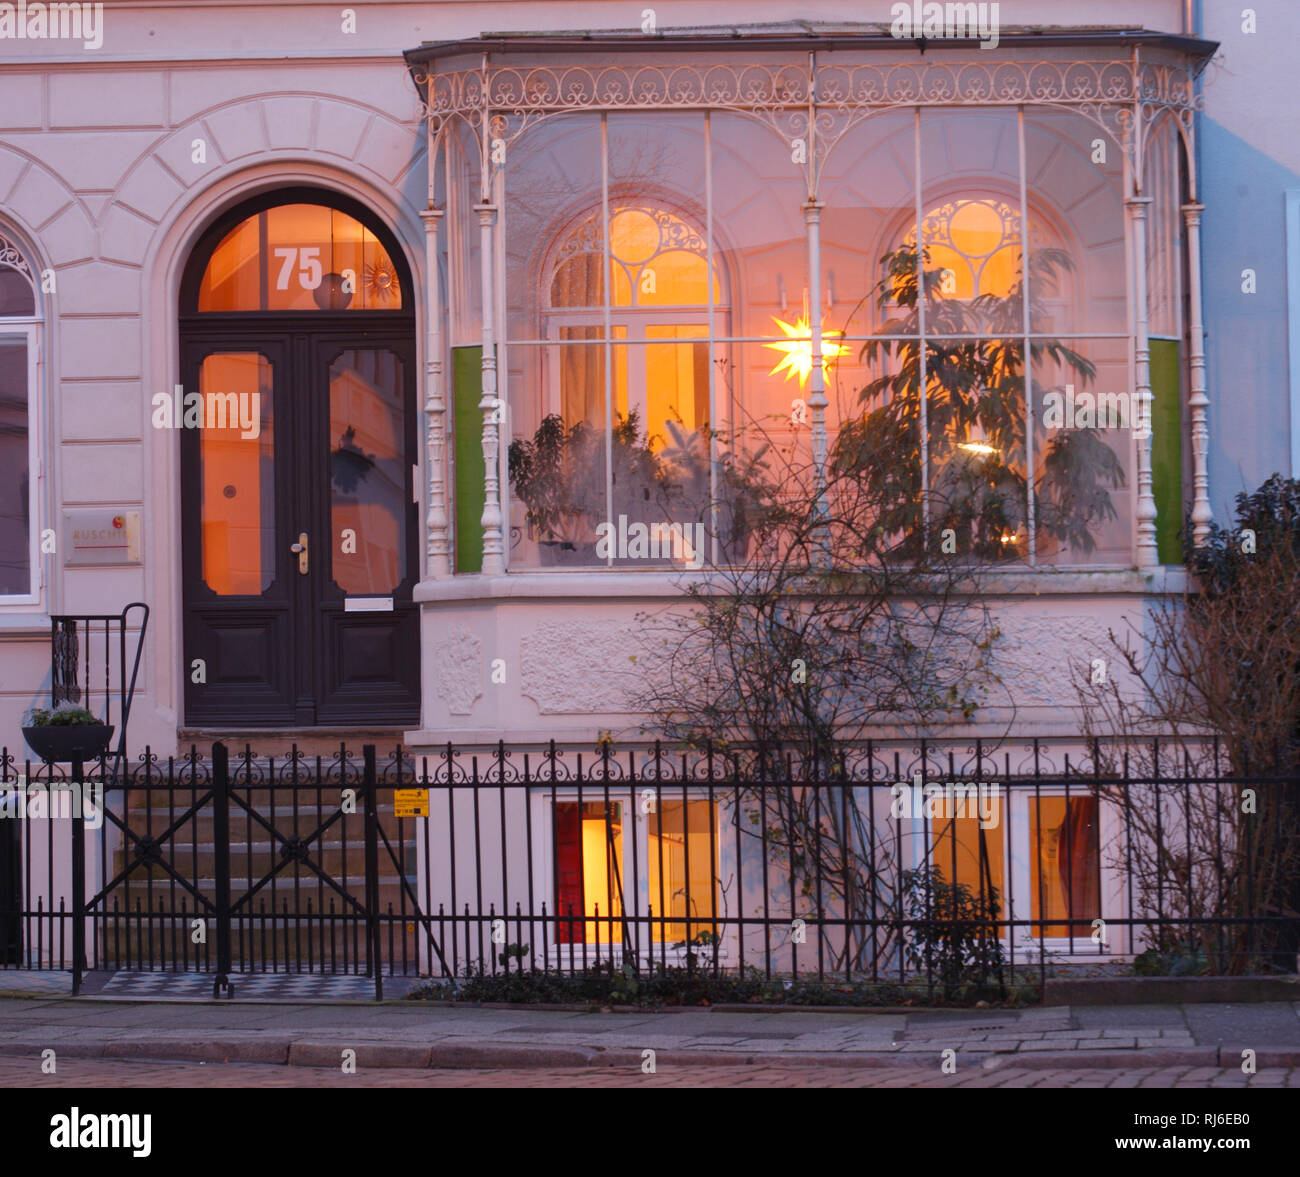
[
  {"left": 22, "top": 703, "right": 114, "bottom": 764},
  {"left": 509, "top": 411, "right": 663, "bottom": 565}
]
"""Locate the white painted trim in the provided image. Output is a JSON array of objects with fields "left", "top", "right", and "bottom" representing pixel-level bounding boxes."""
[
  {"left": 1286, "top": 190, "right": 1300, "bottom": 478},
  {"left": 142, "top": 156, "right": 428, "bottom": 731},
  {"left": 0, "top": 323, "right": 43, "bottom": 608}
]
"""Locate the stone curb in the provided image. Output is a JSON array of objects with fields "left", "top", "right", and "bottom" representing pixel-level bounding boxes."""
[
  {"left": 1215, "top": 1047, "right": 1300, "bottom": 1068},
  {"left": 1043, "top": 976, "right": 1300, "bottom": 1006},
  {"left": 3, "top": 1034, "right": 1281, "bottom": 1072},
  {"left": 983, "top": 1048, "right": 1219, "bottom": 1071}
]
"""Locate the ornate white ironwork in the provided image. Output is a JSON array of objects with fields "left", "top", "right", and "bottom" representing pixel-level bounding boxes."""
[
  {"left": 420, "top": 207, "right": 452, "bottom": 578},
  {"left": 413, "top": 49, "right": 1204, "bottom": 181},
  {"left": 0, "top": 231, "right": 34, "bottom": 286},
  {"left": 411, "top": 39, "right": 1209, "bottom": 575},
  {"left": 1183, "top": 202, "right": 1212, "bottom": 548}
]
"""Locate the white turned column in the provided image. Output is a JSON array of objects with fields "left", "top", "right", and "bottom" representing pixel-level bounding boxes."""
[
  {"left": 420, "top": 206, "right": 451, "bottom": 578},
  {"left": 1183, "top": 201, "right": 1212, "bottom": 548},
  {"left": 804, "top": 199, "right": 830, "bottom": 562},
  {"left": 1127, "top": 195, "right": 1159, "bottom": 567},
  {"left": 474, "top": 201, "right": 505, "bottom": 575}
]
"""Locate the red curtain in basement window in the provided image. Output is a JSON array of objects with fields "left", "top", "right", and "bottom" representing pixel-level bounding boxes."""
[
  {"left": 554, "top": 803, "right": 583, "bottom": 944},
  {"left": 1059, "top": 796, "right": 1100, "bottom": 932}
]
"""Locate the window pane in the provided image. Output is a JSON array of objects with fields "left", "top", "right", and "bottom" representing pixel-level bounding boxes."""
[
  {"left": 197, "top": 204, "right": 403, "bottom": 311},
  {"left": 648, "top": 800, "right": 718, "bottom": 944},
  {"left": 1030, "top": 796, "right": 1100, "bottom": 939},
  {"left": 330, "top": 349, "right": 406, "bottom": 595},
  {"left": 199, "top": 353, "right": 275, "bottom": 595},
  {"left": 553, "top": 801, "right": 623, "bottom": 945},
  {"left": 919, "top": 110, "right": 1024, "bottom": 329},
  {"left": 712, "top": 111, "right": 807, "bottom": 341},
  {"left": 0, "top": 268, "right": 35, "bottom": 316},
  {"left": 821, "top": 110, "right": 918, "bottom": 340},
  {"left": 1031, "top": 337, "right": 1133, "bottom": 564},
  {"left": 506, "top": 340, "right": 616, "bottom": 568},
  {"left": 930, "top": 798, "right": 1005, "bottom": 915},
  {"left": 0, "top": 337, "right": 30, "bottom": 595},
  {"left": 1024, "top": 111, "right": 1127, "bottom": 336}
]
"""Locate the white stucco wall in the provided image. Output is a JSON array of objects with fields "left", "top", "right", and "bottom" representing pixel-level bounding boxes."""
[{"left": 1, "top": 0, "right": 1291, "bottom": 756}]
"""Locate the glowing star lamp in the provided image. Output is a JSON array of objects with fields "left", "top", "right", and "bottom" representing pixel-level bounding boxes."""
[{"left": 765, "top": 314, "right": 849, "bottom": 385}]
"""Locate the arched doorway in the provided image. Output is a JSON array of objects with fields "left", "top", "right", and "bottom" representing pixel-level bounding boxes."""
[{"left": 178, "top": 189, "right": 420, "bottom": 726}]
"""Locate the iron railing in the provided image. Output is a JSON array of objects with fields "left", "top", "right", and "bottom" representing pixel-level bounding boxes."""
[{"left": 0, "top": 736, "right": 1297, "bottom": 996}]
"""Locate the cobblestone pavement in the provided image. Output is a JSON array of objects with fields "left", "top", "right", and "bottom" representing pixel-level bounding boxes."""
[{"left": 1, "top": 1057, "right": 1296, "bottom": 1087}]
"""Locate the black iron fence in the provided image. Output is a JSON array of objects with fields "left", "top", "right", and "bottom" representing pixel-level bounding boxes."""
[
  {"left": 0, "top": 742, "right": 445, "bottom": 999},
  {"left": 1, "top": 736, "right": 1297, "bottom": 996}
]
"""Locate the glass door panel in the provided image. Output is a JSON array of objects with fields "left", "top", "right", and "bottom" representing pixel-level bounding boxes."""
[
  {"left": 328, "top": 348, "right": 405, "bottom": 596},
  {"left": 198, "top": 352, "right": 275, "bottom": 596}
]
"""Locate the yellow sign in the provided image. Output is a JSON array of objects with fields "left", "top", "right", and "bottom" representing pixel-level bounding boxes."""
[{"left": 394, "top": 789, "right": 429, "bottom": 818}]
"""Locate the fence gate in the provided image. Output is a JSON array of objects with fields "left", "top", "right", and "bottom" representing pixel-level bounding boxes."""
[{"left": 61, "top": 743, "right": 447, "bottom": 1000}]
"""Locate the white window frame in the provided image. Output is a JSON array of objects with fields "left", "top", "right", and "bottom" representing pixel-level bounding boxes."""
[
  {"left": 915, "top": 784, "right": 1126, "bottom": 964},
  {"left": 0, "top": 318, "right": 43, "bottom": 608},
  {"left": 529, "top": 787, "right": 730, "bottom": 969}
]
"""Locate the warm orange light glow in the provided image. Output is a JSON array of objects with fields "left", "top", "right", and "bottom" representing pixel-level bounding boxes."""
[
  {"left": 765, "top": 315, "right": 849, "bottom": 385},
  {"left": 958, "top": 441, "right": 999, "bottom": 456}
]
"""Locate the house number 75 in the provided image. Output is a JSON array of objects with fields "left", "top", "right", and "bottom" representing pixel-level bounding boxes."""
[{"left": 273, "top": 246, "right": 323, "bottom": 291}]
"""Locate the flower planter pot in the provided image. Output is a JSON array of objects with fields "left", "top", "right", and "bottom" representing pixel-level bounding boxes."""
[{"left": 21, "top": 724, "right": 114, "bottom": 764}]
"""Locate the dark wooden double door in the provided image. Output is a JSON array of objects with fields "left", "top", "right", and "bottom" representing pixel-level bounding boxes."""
[{"left": 181, "top": 324, "right": 420, "bottom": 726}]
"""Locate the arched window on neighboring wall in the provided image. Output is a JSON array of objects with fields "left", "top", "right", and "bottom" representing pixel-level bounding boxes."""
[{"left": 0, "top": 229, "right": 41, "bottom": 603}]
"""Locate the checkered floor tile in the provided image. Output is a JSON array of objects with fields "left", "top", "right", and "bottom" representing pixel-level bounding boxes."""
[
  {"left": 89, "top": 969, "right": 411, "bottom": 1001},
  {"left": 0, "top": 969, "right": 73, "bottom": 995}
]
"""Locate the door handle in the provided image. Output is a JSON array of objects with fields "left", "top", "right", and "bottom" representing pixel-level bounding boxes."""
[{"left": 290, "top": 532, "right": 309, "bottom": 575}]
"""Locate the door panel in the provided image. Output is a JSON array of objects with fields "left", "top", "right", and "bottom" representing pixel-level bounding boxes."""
[
  {"left": 183, "top": 340, "right": 298, "bottom": 724},
  {"left": 182, "top": 330, "right": 420, "bottom": 726},
  {"left": 312, "top": 337, "right": 420, "bottom": 723}
]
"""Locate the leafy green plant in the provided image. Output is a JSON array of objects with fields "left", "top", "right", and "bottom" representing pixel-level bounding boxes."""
[
  {"left": 902, "top": 864, "right": 1005, "bottom": 998},
  {"left": 408, "top": 961, "right": 1033, "bottom": 1008},
  {"left": 497, "top": 942, "right": 530, "bottom": 968},
  {"left": 1132, "top": 944, "right": 1211, "bottom": 977},
  {"left": 834, "top": 244, "right": 1124, "bottom": 560},
  {"left": 654, "top": 420, "right": 783, "bottom": 560},
  {"left": 25, "top": 703, "right": 103, "bottom": 727},
  {"left": 507, "top": 411, "right": 662, "bottom": 546}
]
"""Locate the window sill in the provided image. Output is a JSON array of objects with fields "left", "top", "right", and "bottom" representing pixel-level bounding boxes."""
[
  {"left": 0, "top": 611, "right": 50, "bottom": 635},
  {"left": 414, "top": 566, "right": 1190, "bottom": 602}
]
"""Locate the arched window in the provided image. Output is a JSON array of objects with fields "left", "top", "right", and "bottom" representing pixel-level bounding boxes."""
[
  {"left": 192, "top": 203, "right": 404, "bottom": 312},
  {"left": 543, "top": 203, "right": 724, "bottom": 438},
  {"left": 0, "top": 228, "right": 40, "bottom": 602},
  {"left": 897, "top": 196, "right": 1076, "bottom": 330},
  {"left": 915, "top": 198, "right": 1023, "bottom": 301}
]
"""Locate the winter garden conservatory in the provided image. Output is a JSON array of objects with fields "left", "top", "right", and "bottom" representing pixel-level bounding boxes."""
[{"left": 400, "top": 26, "right": 1215, "bottom": 749}]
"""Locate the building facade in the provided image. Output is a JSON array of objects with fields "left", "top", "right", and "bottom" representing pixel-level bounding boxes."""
[{"left": 0, "top": 0, "right": 1295, "bottom": 757}]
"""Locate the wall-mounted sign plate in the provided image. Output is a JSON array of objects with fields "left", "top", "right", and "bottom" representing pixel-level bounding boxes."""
[
  {"left": 394, "top": 788, "right": 429, "bottom": 818},
  {"left": 63, "top": 510, "right": 142, "bottom": 567},
  {"left": 344, "top": 597, "right": 394, "bottom": 612}
]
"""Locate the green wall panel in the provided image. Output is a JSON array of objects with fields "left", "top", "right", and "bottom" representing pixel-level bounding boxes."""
[
  {"left": 1149, "top": 338, "right": 1183, "bottom": 565},
  {"left": 453, "top": 346, "right": 484, "bottom": 574}
]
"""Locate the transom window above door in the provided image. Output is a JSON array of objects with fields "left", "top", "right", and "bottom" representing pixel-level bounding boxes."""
[{"left": 196, "top": 203, "right": 404, "bottom": 312}]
